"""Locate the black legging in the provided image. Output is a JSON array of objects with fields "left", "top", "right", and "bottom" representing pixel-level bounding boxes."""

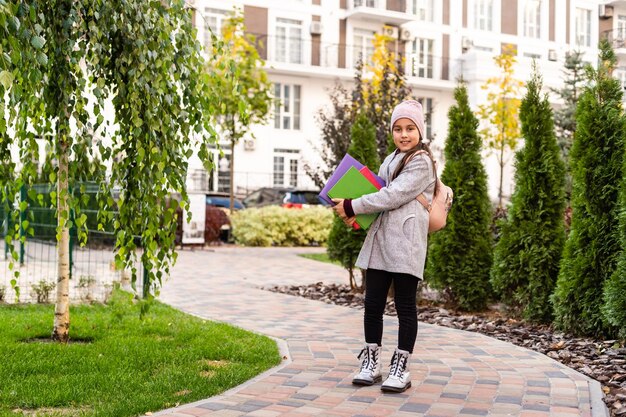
[{"left": 364, "top": 268, "right": 419, "bottom": 353}]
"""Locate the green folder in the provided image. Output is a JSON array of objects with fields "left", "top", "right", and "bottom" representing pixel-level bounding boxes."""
[{"left": 327, "top": 166, "right": 380, "bottom": 229}]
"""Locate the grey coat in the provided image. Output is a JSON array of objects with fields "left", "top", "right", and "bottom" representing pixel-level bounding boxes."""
[{"left": 352, "top": 150, "right": 436, "bottom": 279}]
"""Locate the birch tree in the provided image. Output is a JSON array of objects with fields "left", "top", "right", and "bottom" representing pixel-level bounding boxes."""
[{"left": 1, "top": 0, "right": 232, "bottom": 342}]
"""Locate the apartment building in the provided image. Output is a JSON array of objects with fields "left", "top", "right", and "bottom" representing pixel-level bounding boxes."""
[
  {"left": 599, "top": 1, "right": 626, "bottom": 86},
  {"left": 188, "top": 0, "right": 603, "bottom": 202}
]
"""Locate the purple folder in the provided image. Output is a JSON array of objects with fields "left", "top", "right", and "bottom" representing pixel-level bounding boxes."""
[{"left": 319, "top": 154, "right": 385, "bottom": 205}]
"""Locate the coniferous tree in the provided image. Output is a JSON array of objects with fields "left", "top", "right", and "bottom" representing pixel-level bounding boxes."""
[
  {"left": 550, "top": 50, "right": 585, "bottom": 202},
  {"left": 327, "top": 111, "right": 380, "bottom": 290},
  {"left": 490, "top": 68, "right": 566, "bottom": 323},
  {"left": 604, "top": 196, "right": 626, "bottom": 339},
  {"left": 425, "top": 83, "right": 492, "bottom": 311},
  {"left": 553, "top": 40, "right": 625, "bottom": 337}
]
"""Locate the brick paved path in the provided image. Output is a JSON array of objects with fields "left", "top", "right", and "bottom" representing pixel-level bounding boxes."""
[{"left": 154, "top": 247, "right": 608, "bottom": 417}]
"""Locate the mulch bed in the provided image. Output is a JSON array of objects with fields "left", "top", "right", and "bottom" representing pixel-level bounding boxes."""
[{"left": 265, "top": 282, "right": 626, "bottom": 416}]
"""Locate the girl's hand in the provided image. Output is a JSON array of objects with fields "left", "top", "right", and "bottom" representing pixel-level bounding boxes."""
[
  {"left": 331, "top": 198, "right": 347, "bottom": 219},
  {"left": 332, "top": 199, "right": 357, "bottom": 226},
  {"left": 344, "top": 216, "right": 356, "bottom": 227}
]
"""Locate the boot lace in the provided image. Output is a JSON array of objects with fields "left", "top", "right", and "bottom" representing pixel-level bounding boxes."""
[
  {"left": 357, "top": 346, "right": 378, "bottom": 372},
  {"left": 389, "top": 351, "right": 408, "bottom": 378}
]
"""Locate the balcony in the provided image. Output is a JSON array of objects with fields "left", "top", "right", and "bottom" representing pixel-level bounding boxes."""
[
  {"left": 253, "top": 34, "right": 450, "bottom": 84},
  {"left": 604, "top": 1, "right": 626, "bottom": 6},
  {"left": 601, "top": 28, "right": 626, "bottom": 56},
  {"left": 346, "top": 0, "right": 414, "bottom": 25}
]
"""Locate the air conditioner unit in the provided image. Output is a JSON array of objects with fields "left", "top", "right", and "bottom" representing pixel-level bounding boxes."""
[
  {"left": 310, "top": 21, "right": 323, "bottom": 35},
  {"left": 548, "top": 49, "right": 557, "bottom": 61},
  {"left": 243, "top": 138, "right": 255, "bottom": 151},
  {"left": 382, "top": 26, "right": 398, "bottom": 39},
  {"left": 461, "top": 37, "right": 473, "bottom": 50},
  {"left": 400, "top": 29, "right": 412, "bottom": 41},
  {"left": 599, "top": 4, "right": 614, "bottom": 19}
]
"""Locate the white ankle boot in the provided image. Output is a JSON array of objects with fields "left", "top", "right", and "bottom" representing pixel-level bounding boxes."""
[
  {"left": 352, "top": 343, "right": 382, "bottom": 386},
  {"left": 381, "top": 348, "right": 411, "bottom": 392}
]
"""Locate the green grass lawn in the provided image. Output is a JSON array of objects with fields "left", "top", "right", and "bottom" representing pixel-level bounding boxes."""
[
  {"left": 299, "top": 252, "right": 341, "bottom": 266},
  {"left": 0, "top": 292, "right": 281, "bottom": 417}
]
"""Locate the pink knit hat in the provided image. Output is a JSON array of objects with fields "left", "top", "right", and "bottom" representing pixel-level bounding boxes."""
[{"left": 390, "top": 100, "right": 425, "bottom": 141}]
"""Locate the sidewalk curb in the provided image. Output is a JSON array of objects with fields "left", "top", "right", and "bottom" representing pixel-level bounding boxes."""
[{"left": 589, "top": 379, "right": 610, "bottom": 417}]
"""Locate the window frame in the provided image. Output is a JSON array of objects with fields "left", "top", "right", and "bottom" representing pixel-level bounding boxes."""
[
  {"left": 473, "top": 0, "right": 494, "bottom": 32},
  {"left": 408, "top": 38, "right": 434, "bottom": 79},
  {"left": 273, "top": 83, "right": 301, "bottom": 130},
  {"left": 202, "top": 7, "right": 229, "bottom": 51},
  {"left": 352, "top": 28, "right": 376, "bottom": 68},
  {"left": 523, "top": 0, "right": 541, "bottom": 39},
  {"left": 275, "top": 17, "right": 304, "bottom": 64},
  {"left": 408, "top": 0, "right": 434, "bottom": 22},
  {"left": 575, "top": 7, "right": 592, "bottom": 48}
]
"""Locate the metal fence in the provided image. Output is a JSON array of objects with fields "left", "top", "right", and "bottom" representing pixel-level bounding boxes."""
[{"left": 0, "top": 183, "right": 145, "bottom": 304}]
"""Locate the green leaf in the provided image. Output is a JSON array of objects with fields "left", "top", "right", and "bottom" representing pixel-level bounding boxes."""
[
  {"left": 30, "top": 35, "right": 45, "bottom": 49},
  {"left": 0, "top": 70, "right": 13, "bottom": 89}
]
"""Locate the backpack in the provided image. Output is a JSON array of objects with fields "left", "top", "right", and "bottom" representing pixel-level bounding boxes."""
[{"left": 412, "top": 151, "right": 453, "bottom": 233}]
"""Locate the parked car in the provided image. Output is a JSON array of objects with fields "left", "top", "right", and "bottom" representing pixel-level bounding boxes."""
[
  {"left": 205, "top": 192, "right": 245, "bottom": 210},
  {"left": 242, "top": 187, "right": 331, "bottom": 209}
]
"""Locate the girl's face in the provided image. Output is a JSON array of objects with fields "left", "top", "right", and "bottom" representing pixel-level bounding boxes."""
[{"left": 392, "top": 118, "right": 421, "bottom": 152}]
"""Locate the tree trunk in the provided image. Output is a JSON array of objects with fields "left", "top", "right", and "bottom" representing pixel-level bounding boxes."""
[
  {"left": 52, "top": 140, "right": 70, "bottom": 343},
  {"left": 229, "top": 137, "right": 235, "bottom": 216}
]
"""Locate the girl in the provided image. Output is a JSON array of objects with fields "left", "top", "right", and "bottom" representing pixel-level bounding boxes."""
[{"left": 332, "top": 100, "right": 436, "bottom": 393}]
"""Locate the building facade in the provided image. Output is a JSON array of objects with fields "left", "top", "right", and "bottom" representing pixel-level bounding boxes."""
[{"left": 189, "top": 0, "right": 605, "bottom": 203}]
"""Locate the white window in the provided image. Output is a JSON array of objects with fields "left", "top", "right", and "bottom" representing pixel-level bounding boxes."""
[
  {"left": 217, "top": 153, "right": 231, "bottom": 192},
  {"left": 409, "top": 38, "right": 433, "bottom": 78},
  {"left": 203, "top": 8, "right": 229, "bottom": 50},
  {"left": 276, "top": 18, "right": 303, "bottom": 64},
  {"left": 617, "top": 15, "right": 626, "bottom": 45},
  {"left": 274, "top": 83, "right": 301, "bottom": 130},
  {"left": 273, "top": 156, "right": 285, "bottom": 186},
  {"left": 523, "top": 0, "right": 541, "bottom": 39},
  {"left": 273, "top": 149, "right": 300, "bottom": 187},
  {"left": 289, "top": 159, "right": 298, "bottom": 187},
  {"left": 417, "top": 98, "right": 433, "bottom": 140},
  {"left": 474, "top": 0, "right": 493, "bottom": 31},
  {"left": 354, "top": 0, "right": 377, "bottom": 7},
  {"left": 409, "top": 0, "right": 434, "bottom": 22},
  {"left": 523, "top": 52, "right": 541, "bottom": 59},
  {"left": 575, "top": 8, "right": 591, "bottom": 47},
  {"left": 353, "top": 28, "right": 376, "bottom": 67}
]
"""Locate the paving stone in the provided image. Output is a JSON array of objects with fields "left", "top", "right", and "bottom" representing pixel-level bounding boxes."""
[{"left": 149, "top": 247, "right": 605, "bottom": 417}]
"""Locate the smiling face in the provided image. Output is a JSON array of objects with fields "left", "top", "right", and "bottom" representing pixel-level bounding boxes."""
[{"left": 392, "top": 118, "right": 421, "bottom": 152}]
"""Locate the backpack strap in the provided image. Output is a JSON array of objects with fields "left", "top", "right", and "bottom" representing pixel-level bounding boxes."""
[
  {"left": 409, "top": 150, "right": 436, "bottom": 211},
  {"left": 416, "top": 194, "right": 432, "bottom": 212}
]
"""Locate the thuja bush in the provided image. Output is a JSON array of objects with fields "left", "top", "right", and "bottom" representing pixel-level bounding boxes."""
[
  {"left": 231, "top": 206, "right": 333, "bottom": 247},
  {"left": 553, "top": 40, "right": 626, "bottom": 337},
  {"left": 327, "top": 111, "right": 380, "bottom": 290},
  {"left": 490, "top": 69, "right": 566, "bottom": 323},
  {"left": 425, "top": 84, "right": 492, "bottom": 311}
]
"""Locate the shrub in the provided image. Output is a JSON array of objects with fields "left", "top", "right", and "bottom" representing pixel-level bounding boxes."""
[
  {"left": 327, "top": 111, "right": 380, "bottom": 290},
  {"left": 553, "top": 40, "right": 626, "bottom": 337},
  {"left": 31, "top": 279, "right": 56, "bottom": 304},
  {"left": 490, "top": 69, "right": 566, "bottom": 323},
  {"left": 205, "top": 206, "right": 230, "bottom": 244},
  {"left": 78, "top": 275, "right": 97, "bottom": 301},
  {"left": 231, "top": 206, "right": 333, "bottom": 247},
  {"left": 425, "top": 83, "right": 492, "bottom": 311}
]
